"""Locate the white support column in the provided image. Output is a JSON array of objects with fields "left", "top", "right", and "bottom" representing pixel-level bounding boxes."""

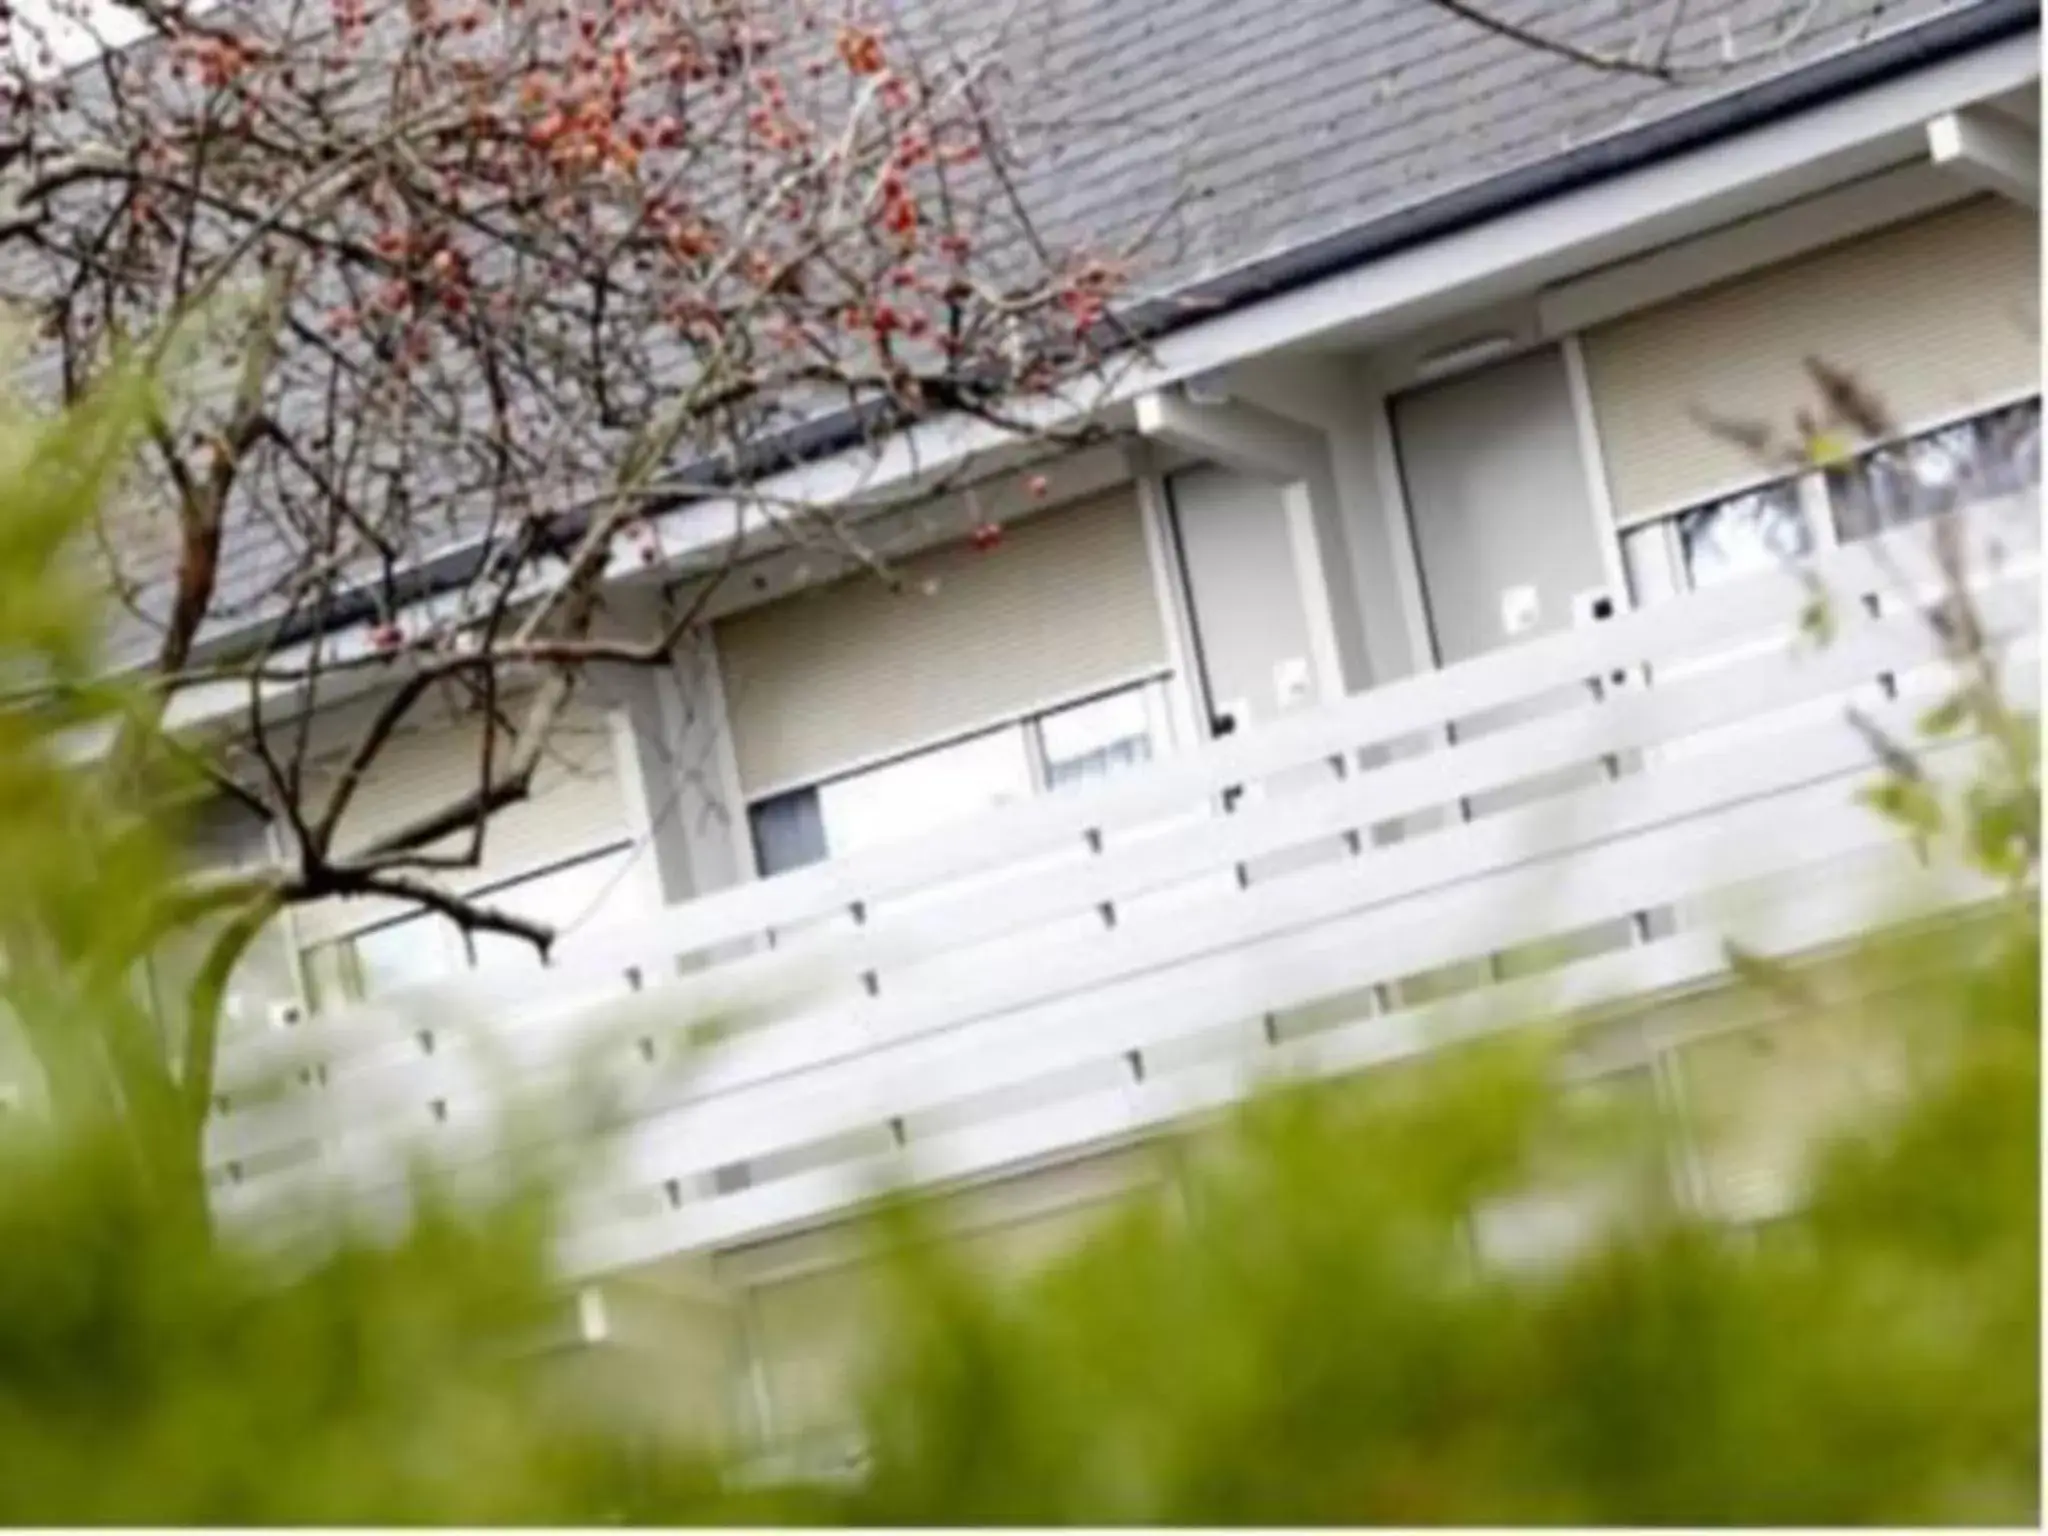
[
  {"left": 1561, "top": 333, "right": 1633, "bottom": 614},
  {"left": 1279, "top": 473, "right": 1362, "bottom": 705},
  {"left": 1359, "top": 389, "right": 1439, "bottom": 677},
  {"left": 1126, "top": 440, "right": 1209, "bottom": 747},
  {"left": 590, "top": 588, "right": 752, "bottom": 910},
  {"left": 1926, "top": 108, "right": 2039, "bottom": 208},
  {"left": 667, "top": 623, "right": 756, "bottom": 891}
]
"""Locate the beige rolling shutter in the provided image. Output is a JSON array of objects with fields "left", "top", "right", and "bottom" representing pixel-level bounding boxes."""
[
  {"left": 292, "top": 687, "right": 628, "bottom": 942},
  {"left": 716, "top": 487, "right": 1166, "bottom": 796},
  {"left": 1583, "top": 197, "right": 2042, "bottom": 520}
]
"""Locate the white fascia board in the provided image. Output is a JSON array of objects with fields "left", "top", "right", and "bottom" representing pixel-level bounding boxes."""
[
  {"left": 152, "top": 32, "right": 2037, "bottom": 741},
  {"left": 1927, "top": 106, "right": 2041, "bottom": 205}
]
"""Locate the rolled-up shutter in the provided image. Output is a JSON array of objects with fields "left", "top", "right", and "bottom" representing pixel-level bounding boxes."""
[
  {"left": 716, "top": 487, "right": 1166, "bottom": 796},
  {"left": 1584, "top": 197, "right": 2042, "bottom": 521},
  {"left": 292, "top": 688, "right": 628, "bottom": 943}
]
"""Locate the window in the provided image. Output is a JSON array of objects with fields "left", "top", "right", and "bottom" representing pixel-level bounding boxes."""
[
  {"left": 1621, "top": 396, "right": 2041, "bottom": 603},
  {"left": 1674, "top": 481, "right": 1813, "bottom": 590},
  {"left": 748, "top": 679, "right": 1175, "bottom": 878},
  {"left": 1825, "top": 395, "right": 2040, "bottom": 542},
  {"left": 818, "top": 728, "right": 1038, "bottom": 862},
  {"left": 306, "top": 842, "right": 639, "bottom": 1004},
  {"left": 1035, "top": 686, "right": 1171, "bottom": 791},
  {"left": 1621, "top": 479, "right": 1815, "bottom": 601}
]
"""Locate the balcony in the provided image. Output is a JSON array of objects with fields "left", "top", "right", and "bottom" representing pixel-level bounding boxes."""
[{"left": 202, "top": 500, "right": 2040, "bottom": 1278}]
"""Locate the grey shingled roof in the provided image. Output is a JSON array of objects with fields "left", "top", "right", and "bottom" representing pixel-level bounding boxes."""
[
  {"left": 964, "top": 0, "right": 2001, "bottom": 303},
  {"left": 59, "top": 0, "right": 2030, "bottom": 668}
]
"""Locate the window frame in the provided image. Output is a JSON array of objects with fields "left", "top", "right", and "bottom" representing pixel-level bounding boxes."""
[
  {"left": 1619, "top": 391, "right": 2042, "bottom": 602},
  {"left": 745, "top": 674, "right": 1178, "bottom": 879}
]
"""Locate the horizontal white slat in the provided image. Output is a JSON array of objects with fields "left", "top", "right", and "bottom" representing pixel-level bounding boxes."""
[
  {"left": 588, "top": 741, "right": 1986, "bottom": 1186},
  {"left": 205, "top": 613, "right": 2038, "bottom": 1181},
  {"left": 208, "top": 668, "right": 2012, "bottom": 1189},
  {"left": 211, "top": 548, "right": 2035, "bottom": 1103},
  {"left": 561, "top": 840, "right": 1986, "bottom": 1272}
]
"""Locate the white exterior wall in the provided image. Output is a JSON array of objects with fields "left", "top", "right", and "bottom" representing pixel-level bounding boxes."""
[{"left": 232, "top": 156, "right": 2044, "bottom": 988}]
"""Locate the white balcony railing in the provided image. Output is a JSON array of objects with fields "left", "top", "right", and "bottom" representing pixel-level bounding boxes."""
[{"left": 204, "top": 499, "right": 2042, "bottom": 1278}]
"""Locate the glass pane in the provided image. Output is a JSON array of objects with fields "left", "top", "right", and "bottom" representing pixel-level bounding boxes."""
[
  {"left": 817, "top": 727, "right": 1034, "bottom": 859},
  {"left": 1976, "top": 397, "right": 2042, "bottom": 496},
  {"left": 751, "top": 788, "right": 830, "bottom": 878},
  {"left": 1038, "top": 686, "right": 1163, "bottom": 793},
  {"left": 1828, "top": 397, "right": 2043, "bottom": 542},
  {"left": 1677, "top": 482, "right": 1812, "bottom": 590},
  {"left": 344, "top": 914, "right": 463, "bottom": 997}
]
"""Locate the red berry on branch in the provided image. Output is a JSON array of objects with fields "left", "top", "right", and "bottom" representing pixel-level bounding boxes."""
[
  {"left": 970, "top": 521, "right": 1002, "bottom": 552},
  {"left": 836, "top": 24, "right": 884, "bottom": 75}
]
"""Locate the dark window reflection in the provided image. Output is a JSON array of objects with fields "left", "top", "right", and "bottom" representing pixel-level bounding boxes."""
[
  {"left": 1828, "top": 397, "right": 2041, "bottom": 543},
  {"left": 1677, "top": 480, "right": 1813, "bottom": 590}
]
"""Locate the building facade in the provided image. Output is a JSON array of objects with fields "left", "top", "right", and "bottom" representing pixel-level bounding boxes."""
[{"left": 80, "top": 0, "right": 2048, "bottom": 1459}]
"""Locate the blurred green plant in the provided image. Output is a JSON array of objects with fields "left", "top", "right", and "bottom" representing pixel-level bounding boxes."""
[
  {"left": 0, "top": 354, "right": 221, "bottom": 1230},
  {"left": 0, "top": 366, "right": 756, "bottom": 1522}
]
